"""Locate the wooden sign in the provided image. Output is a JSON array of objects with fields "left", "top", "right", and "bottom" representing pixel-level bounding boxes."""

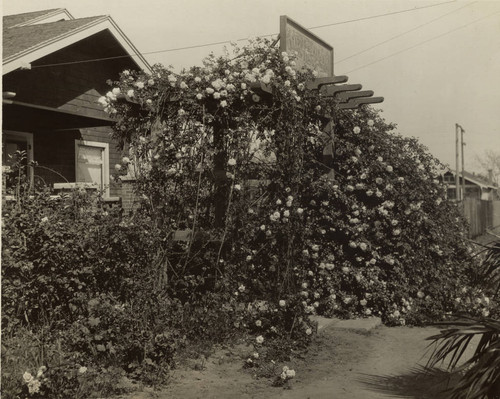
[{"left": 280, "top": 15, "right": 334, "bottom": 78}]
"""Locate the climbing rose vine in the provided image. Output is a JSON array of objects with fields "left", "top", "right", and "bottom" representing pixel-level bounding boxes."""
[{"left": 100, "top": 38, "right": 482, "bottom": 326}]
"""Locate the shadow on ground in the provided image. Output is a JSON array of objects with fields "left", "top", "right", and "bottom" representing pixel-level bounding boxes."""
[{"left": 356, "top": 366, "right": 460, "bottom": 398}]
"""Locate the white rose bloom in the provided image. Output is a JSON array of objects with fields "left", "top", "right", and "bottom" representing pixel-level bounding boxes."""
[
  {"left": 98, "top": 96, "right": 109, "bottom": 106},
  {"left": 23, "top": 372, "right": 34, "bottom": 383}
]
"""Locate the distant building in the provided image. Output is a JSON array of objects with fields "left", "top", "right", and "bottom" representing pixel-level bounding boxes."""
[
  {"left": 2, "top": 8, "right": 150, "bottom": 206},
  {"left": 443, "top": 170, "right": 498, "bottom": 201}
]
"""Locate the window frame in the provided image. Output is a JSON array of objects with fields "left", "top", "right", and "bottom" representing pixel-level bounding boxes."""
[{"left": 74, "top": 139, "right": 110, "bottom": 197}]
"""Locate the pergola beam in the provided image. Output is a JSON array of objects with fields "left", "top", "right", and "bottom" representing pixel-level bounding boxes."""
[{"left": 337, "top": 96, "right": 384, "bottom": 110}]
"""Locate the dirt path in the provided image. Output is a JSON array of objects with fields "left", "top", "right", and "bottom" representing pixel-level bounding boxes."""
[
  {"left": 127, "top": 322, "right": 463, "bottom": 399},
  {"left": 268, "top": 325, "right": 456, "bottom": 399}
]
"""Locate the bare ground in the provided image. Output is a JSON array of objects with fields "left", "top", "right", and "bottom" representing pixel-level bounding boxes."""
[{"left": 122, "top": 322, "right": 467, "bottom": 399}]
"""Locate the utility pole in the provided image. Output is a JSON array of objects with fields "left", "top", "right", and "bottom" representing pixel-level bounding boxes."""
[
  {"left": 460, "top": 126, "right": 465, "bottom": 201},
  {"left": 455, "top": 123, "right": 465, "bottom": 201},
  {"left": 455, "top": 123, "right": 460, "bottom": 200}
]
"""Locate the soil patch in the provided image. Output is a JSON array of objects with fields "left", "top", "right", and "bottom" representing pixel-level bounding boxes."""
[{"left": 120, "top": 322, "right": 465, "bottom": 398}]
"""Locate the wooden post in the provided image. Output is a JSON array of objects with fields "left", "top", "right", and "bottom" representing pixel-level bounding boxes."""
[
  {"left": 456, "top": 123, "right": 460, "bottom": 201},
  {"left": 322, "top": 119, "right": 335, "bottom": 180},
  {"left": 461, "top": 126, "right": 465, "bottom": 200},
  {"left": 213, "top": 119, "right": 228, "bottom": 228}
]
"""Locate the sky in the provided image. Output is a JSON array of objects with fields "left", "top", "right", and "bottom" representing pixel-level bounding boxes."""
[{"left": 3, "top": 0, "right": 500, "bottom": 173}]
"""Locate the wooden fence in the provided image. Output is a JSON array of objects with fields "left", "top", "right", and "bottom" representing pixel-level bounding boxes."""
[{"left": 462, "top": 198, "right": 500, "bottom": 238}]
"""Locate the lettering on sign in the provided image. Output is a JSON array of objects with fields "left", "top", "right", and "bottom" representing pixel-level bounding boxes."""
[{"left": 280, "top": 16, "right": 334, "bottom": 78}]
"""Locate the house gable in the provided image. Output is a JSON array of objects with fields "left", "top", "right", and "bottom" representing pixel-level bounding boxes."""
[
  {"left": 3, "top": 10, "right": 151, "bottom": 200},
  {"left": 3, "top": 15, "right": 150, "bottom": 74}
]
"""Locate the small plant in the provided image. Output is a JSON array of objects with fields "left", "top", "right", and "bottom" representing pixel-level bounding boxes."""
[{"left": 273, "top": 365, "right": 296, "bottom": 388}]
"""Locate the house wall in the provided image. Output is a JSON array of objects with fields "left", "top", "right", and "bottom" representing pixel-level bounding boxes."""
[{"left": 3, "top": 34, "right": 138, "bottom": 197}]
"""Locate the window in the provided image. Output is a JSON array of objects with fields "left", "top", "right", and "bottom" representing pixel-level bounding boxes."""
[
  {"left": 74, "top": 140, "right": 109, "bottom": 196},
  {"left": 2, "top": 130, "right": 34, "bottom": 187}
]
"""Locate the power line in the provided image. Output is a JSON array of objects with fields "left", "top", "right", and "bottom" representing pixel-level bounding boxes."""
[
  {"left": 30, "top": 0, "right": 456, "bottom": 69},
  {"left": 344, "top": 8, "right": 500, "bottom": 74},
  {"left": 336, "top": 1, "right": 476, "bottom": 64},
  {"left": 308, "top": 0, "right": 457, "bottom": 30}
]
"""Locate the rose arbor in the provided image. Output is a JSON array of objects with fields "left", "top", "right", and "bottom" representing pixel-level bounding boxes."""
[{"left": 100, "top": 36, "right": 473, "bottom": 325}]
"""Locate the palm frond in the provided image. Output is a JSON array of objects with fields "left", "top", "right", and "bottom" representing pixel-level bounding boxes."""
[
  {"left": 426, "top": 318, "right": 500, "bottom": 399},
  {"left": 472, "top": 241, "right": 500, "bottom": 295}
]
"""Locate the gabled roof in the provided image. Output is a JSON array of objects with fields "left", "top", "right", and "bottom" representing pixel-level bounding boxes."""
[
  {"left": 3, "top": 10, "right": 151, "bottom": 74},
  {"left": 445, "top": 170, "right": 497, "bottom": 189},
  {"left": 3, "top": 8, "right": 74, "bottom": 29},
  {"left": 3, "top": 16, "right": 107, "bottom": 60}
]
